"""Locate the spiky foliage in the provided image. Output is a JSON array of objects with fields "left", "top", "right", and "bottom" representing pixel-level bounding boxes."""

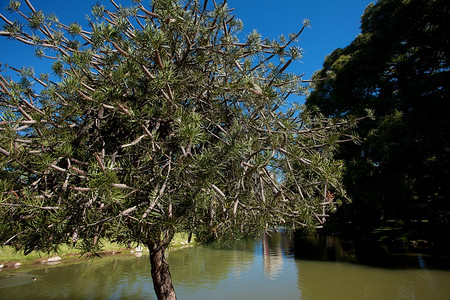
[{"left": 1, "top": 0, "right": 357, "bottom": 259}]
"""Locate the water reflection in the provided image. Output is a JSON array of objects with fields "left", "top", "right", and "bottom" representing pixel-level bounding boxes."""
[
  {"left": 262, "top": 231, "right": 295, "bottom": 279},
  {"left": 262, "top": 232, "right": 283, "bottom": 279},
  {"left": 169, "top": 242, "right": 255, "bottom": 289},
  {"left": 296, "top": 259, "right": 450, "bottom": 300},
  {"left": 1, "top": 232, "right": 450, "bottom": 299},
  {"left": 293, "top": 233, "right": 450, "bottom": 269}
]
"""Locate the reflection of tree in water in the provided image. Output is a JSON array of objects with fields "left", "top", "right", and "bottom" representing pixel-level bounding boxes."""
[
  {"left": 295, "top": 252, "right": 450, "bottom": 300},
  {"left": 262, "top": 230, "right": 295, "bottom": 279},
  {"left": 74, "top": 255, "right": 153, "bottom": 298},
  {"left": 168, "top": 240, "right": 256, "bottom": 289},
  {"left": 293, "top": 234, "right": 359, "bottom": 263},
  {"left": 293, "top": 234, "right": 450, "bottom": 300},
  {"left": 262, "top": 232, "right": 283, "bottom": 279},
  {"left": 0, "top": 255, "right": 156, "bottom": 299},
  {"left": 1, "top": 247, "right": 256, "bottom": 299},
  {"left": 292, "top": 233, "right": 450, "bottom": 269},
  {"left": 170, "top": 231, "right": 297, "bottom": 288},
  {"left": 1, "top": 243, "right": 256, "bottom": 299}
]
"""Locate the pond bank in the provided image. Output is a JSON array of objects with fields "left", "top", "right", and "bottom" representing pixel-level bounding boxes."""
[{"left": 0, "top": 233, "right": 195, "bottom": 270}]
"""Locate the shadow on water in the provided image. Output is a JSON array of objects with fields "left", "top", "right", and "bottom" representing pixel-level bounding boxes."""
[
  {"left": 1, "top": 231, "right": 450, "bottom": 299},
  {"left": 292, "top": 232, "right": 450, "bottom": 270}
]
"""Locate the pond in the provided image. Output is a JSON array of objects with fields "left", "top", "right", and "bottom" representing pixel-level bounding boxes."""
[{"left": 1, "top": 231, "right": 450, "bottom": 299}]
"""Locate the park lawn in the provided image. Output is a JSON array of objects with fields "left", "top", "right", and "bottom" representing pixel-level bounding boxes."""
[{"left": 0, "top": 241, "right": 127, "bottom": 267}]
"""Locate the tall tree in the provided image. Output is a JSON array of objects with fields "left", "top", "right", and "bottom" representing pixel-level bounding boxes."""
[
  {"left": 307, "top": 0, "right": 449, "bottom": 231},
  {"left": 0, "top": 1, "right": 357, "bottom": 299}
]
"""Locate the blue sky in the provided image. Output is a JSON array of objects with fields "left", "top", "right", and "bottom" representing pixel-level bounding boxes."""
[{"left": 0, "top": 0, "right": 374, "bottom": 103}]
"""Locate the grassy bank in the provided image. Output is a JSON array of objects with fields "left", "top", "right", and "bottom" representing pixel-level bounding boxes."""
[{"left": 0, "top": 233, "right": 195, "bottom": 268}]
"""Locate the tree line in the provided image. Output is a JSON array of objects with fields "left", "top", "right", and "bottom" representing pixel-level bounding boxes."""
[{"left": 307, "top": 0, "right": 449, "bottom": 236}]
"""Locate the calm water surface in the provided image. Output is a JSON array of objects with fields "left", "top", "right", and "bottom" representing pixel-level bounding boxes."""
[{"left": 1, "top": 232, "right": 450, "bottom": 299}]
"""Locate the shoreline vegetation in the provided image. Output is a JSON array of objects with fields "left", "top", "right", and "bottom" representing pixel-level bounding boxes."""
[
  {"left": 3, "top": 226, "right": 447, "bottom": 270},
  {"left": 0, "top": 233, "right": 196, "bottom": 270}
]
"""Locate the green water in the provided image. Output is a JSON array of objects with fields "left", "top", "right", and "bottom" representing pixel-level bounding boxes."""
[{"left": 1, "top": 232, "right": 450, "bottom": 299}]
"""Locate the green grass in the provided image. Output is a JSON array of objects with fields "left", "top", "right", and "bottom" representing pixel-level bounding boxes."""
[
  {"left": 169, "top": 232, "right": 196, "bottom": 249},
  {"left": 0, "top": 247, "right": 44, "bottom": 264},
  {"left": 0, "top": 233, "right": 196, "bottom": 267},
  {"left": 0, "top": 241, "right": 127, "bottom": 267}
]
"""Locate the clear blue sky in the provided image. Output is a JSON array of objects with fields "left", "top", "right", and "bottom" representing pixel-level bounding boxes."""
[{"left": 0, "top": 0, "right": 374, "bottom": 103}]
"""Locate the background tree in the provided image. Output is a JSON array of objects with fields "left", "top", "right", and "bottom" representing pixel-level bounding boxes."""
[
  {"left": 307, "top": 0, "right": 449, "bottom": 234},
  {"left": 0, "top": 1, "right": 358, "bottom": 299}
]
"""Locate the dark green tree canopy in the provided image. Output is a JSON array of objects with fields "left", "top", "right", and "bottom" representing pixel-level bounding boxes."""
[{"left": 307, "top": 0, "right": 449, "bottom": 229}]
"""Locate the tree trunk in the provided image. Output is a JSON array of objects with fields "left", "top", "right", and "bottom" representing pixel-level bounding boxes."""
[{"left": 147, "top": 241, "right": 177, "bottom": 300}]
